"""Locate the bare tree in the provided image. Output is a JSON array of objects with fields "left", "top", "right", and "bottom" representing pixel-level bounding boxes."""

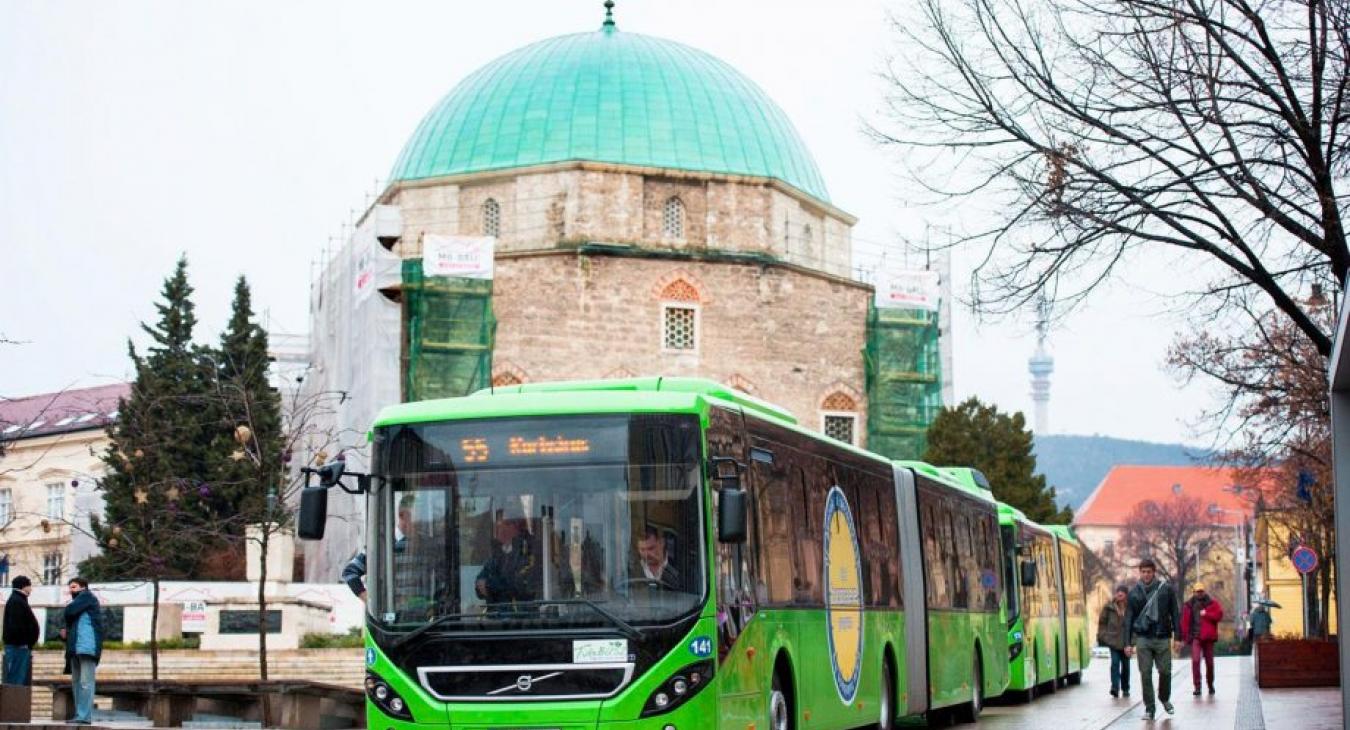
[
  {"left": 1120, "top": 495, "right": 1219, "bottom": 602},
  {"left": 1171, "top": 298, "right": 1336, "bottom": 635},
  {"left": 875, "top": 0, "right": 1349, "bottom": 354}
]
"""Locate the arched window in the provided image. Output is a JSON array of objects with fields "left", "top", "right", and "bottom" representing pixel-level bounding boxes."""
[
  {"left": 821, "top": 390, "right": 859, "bottom": 445},
  {"left": 659, "top": 278, "right": 700, "bottom": 352},
  {"left": 483, "top": 198, "right": 501, "bottom": 238},
  {"left": 662, "top": 197, "right": 685, "bottom": 240}
]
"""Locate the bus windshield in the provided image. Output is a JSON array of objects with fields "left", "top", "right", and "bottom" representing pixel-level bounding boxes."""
[{"left": 367, "top": 414, "right": 706, "bottom": 633}]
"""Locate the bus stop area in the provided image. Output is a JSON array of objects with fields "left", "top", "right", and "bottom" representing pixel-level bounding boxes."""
[{"left": 962, "top": 654, "right": 1340, "bottom": 730}]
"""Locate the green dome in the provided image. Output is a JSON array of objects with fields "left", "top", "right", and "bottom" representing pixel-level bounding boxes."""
[{"left": 390, "top": 25, "right": 830, "bottom": 201}]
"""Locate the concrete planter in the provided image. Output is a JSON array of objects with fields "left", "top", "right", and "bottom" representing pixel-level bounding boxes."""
[{"left": 1254, "top": 638, "right": 1340, "bottom": 687}]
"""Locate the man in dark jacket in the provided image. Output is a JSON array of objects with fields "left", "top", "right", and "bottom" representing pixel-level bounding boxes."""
[
  {"left": 60, "top": 578, "right": 103, "bottom": 725},
  {"left": 1124, "top": 559, "right": 1181, "bottom": 720},
  {"left": 2, "top": 576, "right": 39, "bottom": 686}
]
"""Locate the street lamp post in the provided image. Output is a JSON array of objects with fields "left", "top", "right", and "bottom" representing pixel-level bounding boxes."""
[{"left": 1208, "top": 504, "right": 1250, "bottom": 637}]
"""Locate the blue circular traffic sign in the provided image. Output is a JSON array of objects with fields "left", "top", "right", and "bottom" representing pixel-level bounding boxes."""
[{"left": 1292, "top": 546, "right": 1319, "bottom": 574}]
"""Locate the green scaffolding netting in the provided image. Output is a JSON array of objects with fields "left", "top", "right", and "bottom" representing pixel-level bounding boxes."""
[
  {"left": 865, "top": 303, "right": 943, "bottom": 460},
  {"left": 402, "top": 260, "right": 495, "bottom": 402}
]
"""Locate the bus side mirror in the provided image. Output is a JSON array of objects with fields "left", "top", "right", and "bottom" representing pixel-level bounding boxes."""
[
  {"left": 718, "top": 485, "right": 747, "bottom": 544},
  {"left": 1020, "top": 560, "right": 1037, "bottom": 587},
  {"left": 298, "top": 487, "right": 329, "bottom": 540}
]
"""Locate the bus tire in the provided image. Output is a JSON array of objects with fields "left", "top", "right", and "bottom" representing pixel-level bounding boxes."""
[
  {"left": 877, "top": 655, "right": 896, "bottom": 730},
  {"left": 1067, "top": 670, "right": 1082, "bottom": 686},
  {"left": 958, "top": 647, "right": 984, "bottom": 723},
  {"left": 1039, "top": 647, "right": 1057, "bottom": 695},
  {"left": 769, "top": 666, "right": 794, "bottom": 730}
]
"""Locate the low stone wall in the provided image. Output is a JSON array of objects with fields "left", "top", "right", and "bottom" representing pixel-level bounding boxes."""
[{"left": 29, "top": 648, "right": 364, "bottom": 720}]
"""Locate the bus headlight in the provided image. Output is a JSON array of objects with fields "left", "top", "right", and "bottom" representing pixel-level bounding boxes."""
[
  {"left": 1009, "top": 640, "right": 1024, "bottom": 661},
  {"left": 365, "top": 670, "right": 414, "bottom": 721},
  {"left": 642, "top": 661, "right": 714, "bottom": 717}
]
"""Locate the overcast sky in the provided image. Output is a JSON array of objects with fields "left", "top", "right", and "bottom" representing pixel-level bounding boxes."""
[{"left": 0, "top": 1, "right": 1218, "bottom": 445}]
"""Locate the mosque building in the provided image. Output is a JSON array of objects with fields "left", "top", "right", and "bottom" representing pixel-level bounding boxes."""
[{"left": 300, "top": 4, "right": 945, "bottom": 578}]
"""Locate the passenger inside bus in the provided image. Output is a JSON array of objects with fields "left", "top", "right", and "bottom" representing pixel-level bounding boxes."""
[{"left": 474, "top": 516, "right": 542, "bottom": 610}]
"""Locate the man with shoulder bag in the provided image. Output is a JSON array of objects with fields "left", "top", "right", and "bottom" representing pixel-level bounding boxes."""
[{"left": 1124, "top": 559, "right": 1182, "bottom": 720}]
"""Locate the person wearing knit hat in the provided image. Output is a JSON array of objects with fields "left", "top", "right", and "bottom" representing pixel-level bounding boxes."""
[
  {"left": 2, "top": 575, "right": 39, "bottom": 685},
  {"left": 1181, "top": 584, "right": 1224, "bottom": 696}
]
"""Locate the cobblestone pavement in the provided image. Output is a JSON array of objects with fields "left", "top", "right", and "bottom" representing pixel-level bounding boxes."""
[{"left": 970, "top": 654, "right": 1340, "bottom": 729}]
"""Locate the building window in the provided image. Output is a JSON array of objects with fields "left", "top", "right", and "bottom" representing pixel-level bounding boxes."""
[
  {"left": 663, "top": 305, "right": 697, "bottom": 351},
  {"left": 0, "top": 489, "right": 11, "bottom": 525},
  {"left": 1103, "top": 539, "right": 1115, "bottom": 558},
  {"left": 823, "top": 414, "right": 857, "bottom": 445},
  {"left": 46, "top": 483, "right": 64, "bottom": 520},
  {"left": 483, "top": 198, "right": 501, "bottom": 238},
  {"left": 662, "top": 197, "right": 685, "bottom": 240},
  {"left": 43, "top": 552, "right": 63, "bottom": 585}
]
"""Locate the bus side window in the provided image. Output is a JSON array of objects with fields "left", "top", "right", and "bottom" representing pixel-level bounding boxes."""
[
  {"left": 794, "top": 464, "right": 823, "bottom": 605},
  {"left": 751, "top": 451, "right": 796, "bottom": 605}
]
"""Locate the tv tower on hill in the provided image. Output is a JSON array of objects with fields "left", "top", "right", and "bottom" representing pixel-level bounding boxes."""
[{"left": 1028, "top": 295, "right": 1054, "bottom": 434}]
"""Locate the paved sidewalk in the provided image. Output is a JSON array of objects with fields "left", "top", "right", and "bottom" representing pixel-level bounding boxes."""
[{"left": 976, "top": 654, "right": 1341, "bottom": 729}]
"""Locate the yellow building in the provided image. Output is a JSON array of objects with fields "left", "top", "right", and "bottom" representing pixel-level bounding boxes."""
[
  {"left": 0, "top": 384, "right": 126, "bottom": 585},
  {"left": 1254, "top": 510, "right": 1337, "bottom": 637}
]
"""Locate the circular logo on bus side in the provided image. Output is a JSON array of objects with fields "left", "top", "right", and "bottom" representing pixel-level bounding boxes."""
[{"left": 823, "top": 486, "right": 864, "bottom": 705}]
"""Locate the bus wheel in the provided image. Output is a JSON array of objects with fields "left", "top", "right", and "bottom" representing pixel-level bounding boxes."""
[
  {"left": 769, "top": 671, "right": 793, "bottom": 730},
  {"left": 877, "top": 658, "right": 896, "bottom": 730},
  {"left": 1067, "top": 671, "right": 1083, "bottom": 686},
  {"left": 963, "top": 650, "right": 984, "bottom": 723}
]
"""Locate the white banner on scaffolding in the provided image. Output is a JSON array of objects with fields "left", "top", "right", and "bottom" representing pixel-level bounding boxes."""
[
  {"left": 423, "top": 235, "right": 495, "bottom": 279},
  {"left": 875, "top": 268, "right": 940, "bottom": 311}
]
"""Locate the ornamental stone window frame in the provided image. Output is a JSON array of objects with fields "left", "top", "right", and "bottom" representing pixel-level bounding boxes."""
[{"left": 655, "top": 274, "right": 704, "bottom": 356}]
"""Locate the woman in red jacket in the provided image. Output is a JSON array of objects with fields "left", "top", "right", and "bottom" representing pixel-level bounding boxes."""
[{"left": 1181, "top": 584, "right": 1224, "bottom": 695}]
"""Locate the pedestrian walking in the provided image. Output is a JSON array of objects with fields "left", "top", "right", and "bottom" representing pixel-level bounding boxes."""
[
  {"left": 1096, "top": 585, "right": 1131, "bottom": 698},
  {"left": 2, "top": 576, "right": 39, "bottom": 686},
  {"left": 1249, "top": 603, "right": 1273, "bottom": 642},
  {"left": 1181, "top": 584, "right": 1223, "bottom": 695},
  {"left": 59, "top": 578, "right": 103, "bottom": 725},
  {"left": 1124, "top": 559, "right": 1181, "bottom": 720}
]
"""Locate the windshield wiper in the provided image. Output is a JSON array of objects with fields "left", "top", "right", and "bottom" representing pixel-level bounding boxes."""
[
  {"left": 387, "top": 612, "right": 481, "bottom": 651},
  {"left": 389, "top": 599, "right": 643, "bottom": 649},
  {"left": 520, "top": 598, "right": 644, "bottom": 641}
]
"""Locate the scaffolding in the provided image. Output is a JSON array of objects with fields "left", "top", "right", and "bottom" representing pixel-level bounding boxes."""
[
  {"left": 401, "top": 259, "right": 495, "bottom": 402},
  {"left": 865, "top": 303, "right": 943, "bottom": 460}
]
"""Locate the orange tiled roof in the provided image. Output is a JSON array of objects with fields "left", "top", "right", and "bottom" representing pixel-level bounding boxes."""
[{"left": 1073, "top": 465, "right": 1262, "bottom": 527}]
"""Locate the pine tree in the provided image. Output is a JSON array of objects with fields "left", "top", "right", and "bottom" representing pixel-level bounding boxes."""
[
  {"left": 205, "top": 276, "right": 285, "bottom": 539},
  {"left": 922, "top": 397, "right": 1072, "bottom": 524},
  {"left": 82, "top": 256, "right": 217, "bottom": 680}
]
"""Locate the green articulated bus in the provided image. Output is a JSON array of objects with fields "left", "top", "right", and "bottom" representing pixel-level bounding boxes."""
[
  {"left": 992, "top": 504, "right": 1090, "bottom": 701},
  {"left": 297, "top": 377, "right": 1013, "bottom": 729}
]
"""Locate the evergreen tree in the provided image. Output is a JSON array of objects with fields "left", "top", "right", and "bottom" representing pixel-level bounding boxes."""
[
  {"left": 84, "top": 256, "right": 217, "bottom": 581},
  {"left": 922, "top": 397, "right": 1072, "bottom": 524},
  {"left": 207, "top": 276, "right": 285, "bottom": 529}
]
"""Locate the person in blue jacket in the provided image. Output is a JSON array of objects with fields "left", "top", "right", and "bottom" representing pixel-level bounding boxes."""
[{"left": 60, "top": 578, "right": 103, "bottom": 725}]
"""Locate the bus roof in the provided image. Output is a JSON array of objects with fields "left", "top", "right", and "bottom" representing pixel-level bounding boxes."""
[
  {"left": 898, "top": 461, "right": 996, "bottom": 503},
  {"left": 939, "top": 467, "right": 998, "bottom": 502},
  {"left": 373, "top": 377, "right": 796, "bottom": 429},
  {"left": 1046, "top": 524, "right": 1080, "bottom": 544}
]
